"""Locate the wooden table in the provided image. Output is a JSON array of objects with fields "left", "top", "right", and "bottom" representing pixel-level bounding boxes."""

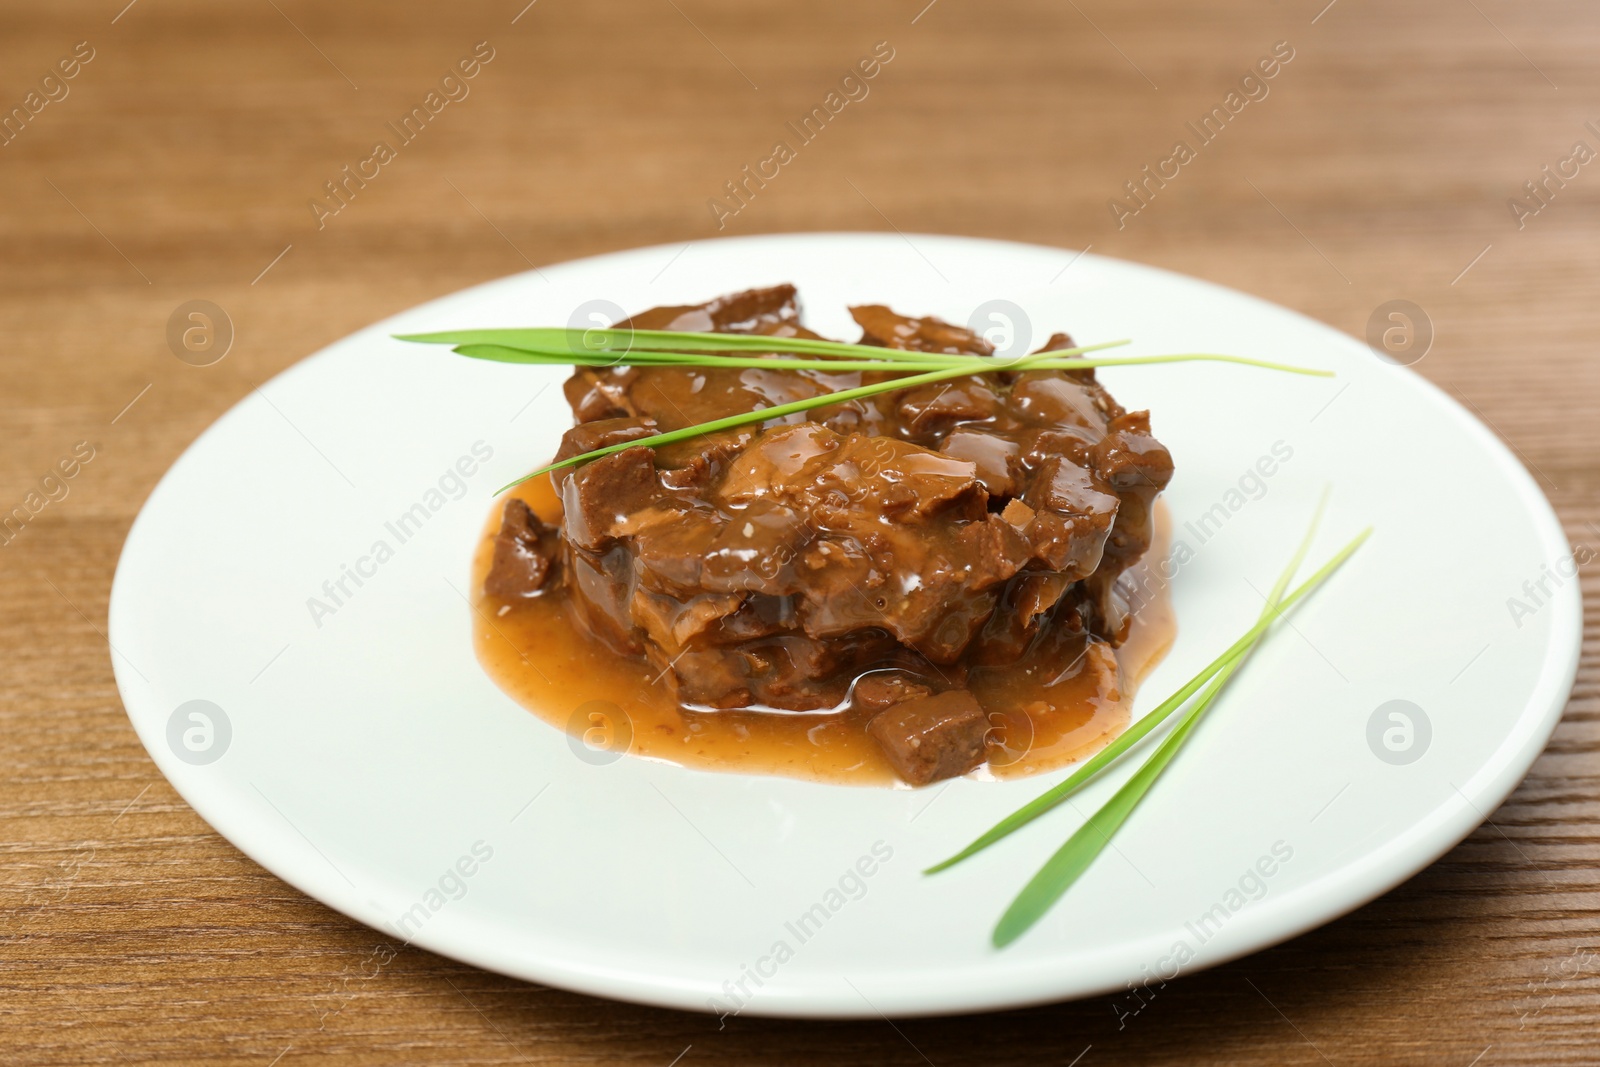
[{"left": 3, "top": 0, "right": 1597, "bottom": 1062}]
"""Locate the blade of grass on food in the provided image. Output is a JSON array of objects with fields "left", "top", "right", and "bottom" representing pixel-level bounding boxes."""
[
  {"left": 495, "top": 351, "right": 1337, "bottom": 492},
  {"left": 446, "top": 341, "right": 1332, "bottom": 380},
  {"left": 451, "top": 343, "right": 986, "bottom": 374},
  {"left": 433, "top": 333, "right": 1133, "bottom": 369},
  {"left": 399, "top": 327, "right": 1105, "bottom": 364},
  {"left": 990, "top": 517, "right": 1364, "bottom": 947},
  {"left": 491, "top": 345, "right": 1080, "bottom": 491},
  {"left": 493, "top": 363, "right": 998, "bottom": 493},
  {"left": 925, "top": 519, "right": 1368, "bottom": 875}
]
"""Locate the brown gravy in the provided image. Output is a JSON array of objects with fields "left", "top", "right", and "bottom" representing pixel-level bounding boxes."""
[{"left": 470, "top": 478, "right": 1175, "bottom": 787}]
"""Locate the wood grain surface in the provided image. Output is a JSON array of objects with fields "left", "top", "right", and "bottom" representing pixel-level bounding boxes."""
[{"left": 3, "top": 0, "right": 1598, "bottom": 1063}]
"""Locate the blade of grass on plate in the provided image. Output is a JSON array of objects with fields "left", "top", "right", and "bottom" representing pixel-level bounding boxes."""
[
  {"left": 990, "top": 647, "right": 1245, "bottom": 947},
  {"left": 990, "top": 518, "right": 1366, "bottom": 947},
  {"left": 924, "top": 523, "right": 1370, "bottom": 875}
]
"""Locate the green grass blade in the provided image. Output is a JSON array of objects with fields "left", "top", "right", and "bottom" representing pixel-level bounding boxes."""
[
  {"left": 494, "top": 350, "right": 1338, "bottom": 492},
  {"left": 924, "top": 521, "right": 1367, "bottom": 875},
  {"left": 488, "top": 344, "right": 1111, "bottom": 493},
  {"left": 448, "top": 341, "right": 1333, "bottom": 380},
  {"left": 1059, "top": 353, "right": 1332, "bottom": 378},
  {"left": 1261, "top": 487, "right": 1330, "bottom": 610},
  {"left": 397, "top": 327, "right": 1135, "bottom": 364},
  {"left": 451, "top": 343, "right": 966, "bottom": 374},
  {"left": 403, "top": 327, "right": 1332, "bottom": 379},
  {"left": 490, "top": 360, "right": 993, "bottom": 493},
  {"left": 991, "top": 650, "right": 1241, "bottom": 947},
  {"left": 990, "top": 517, "right": 1362, "bottom": 947}
]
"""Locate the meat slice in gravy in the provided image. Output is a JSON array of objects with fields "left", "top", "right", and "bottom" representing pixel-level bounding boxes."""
[
  {"left": 484, "top": 498, "right": 559, "bottom": 599},
  {"left": 851, "top": 671, "right": 935, "bottom": 714},
  {"left": 867, "top": 690, "right": 990, "bottom": 786}
]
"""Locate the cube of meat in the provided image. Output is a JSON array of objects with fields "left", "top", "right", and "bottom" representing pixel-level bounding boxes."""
[
  {"left": 851, "top": 671, "right": 935, "bottom": 714},
  {"left": 553, "top": 416, "right": 659, "bottom": 464},
  {"left": 559, "top": 446, "right": 662, "bottom": 551},
  {"left": 867, "top": 690, "right": 990, "bottom": 786},
  {"left": 1020, "top": 456, "right": 1120, "bottom": 577},
  {"left": 850, "top": 305, "right": 994, "bottom": 355},
  {"left": 484, "top": 498, "right": 558, "bottom": 599}
]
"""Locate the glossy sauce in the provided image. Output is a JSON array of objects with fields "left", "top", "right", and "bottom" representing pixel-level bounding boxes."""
[{"left": 471, "top": 478, "right": 1175, "bottom": 787}]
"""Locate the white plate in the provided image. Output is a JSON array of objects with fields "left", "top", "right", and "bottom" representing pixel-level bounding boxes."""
[{"left": 110, "top": 234, "right": 1582, "bottom": 1018}]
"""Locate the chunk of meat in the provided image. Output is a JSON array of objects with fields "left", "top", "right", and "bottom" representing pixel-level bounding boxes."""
[
  {"left": 671, "top": 630, "right": 899, "bottom": 711},
  {"left": 714, "top": 593, "right": 798, "bottom": 641},
  {"left": 563, "top": 367, "right": 642, "bottom": 423},
  {"left": 1000, "top": 498, "right": 1035, "bottom": 529},
  {"left": 566, "top": 543, "right": 641, "bottom": 653},
  {"left": 829, "top": 435, "right": 987, "bottom": 522},
  {"left": 1032, "top": 455, "right": 1120, "bottom": 515},
  {"left": 851, "top": 305, "right": 993, "bottom": 355},
  {"left": 1091, "top": 410, "right": 1174, "bottom": 567},
  {"left": 554, "top": 416, "right": 659, "bottom": 464},
  {"left": 560, "top": 447, "right": 663, "bottom": 551},
  {"left": 721, "top": 426, "right": 984, "bottom": 522},
  {"left": 867, "top": 690, "right": 990, "bottom": 785},
  {"left": 717, "top": 423, "right": 841, "bottom": 504},
  {"left": 794, "top": 512, "right": 1029, "bottom": 662},
  {"left": 626, "top": 364, "right": 834, "bottom": 433},
  {"left": 565, "top": 287, "right": 835, "bottom": 431},
  {"left": 897, "top": 379, "right": 1000, "bottom": 430},
  {"left": 630, "top": 588, "right": 746, "bottom": 650},
  {"left": 850, "top": 671, "right": 934, "bottom": 714},
  {"left": 631, "top": 498, "right": 806, "bottom": 598},
  {"left": 1033, "top": 330, "right": 1079, "bottom": 353},
  {"left": 1020, "top": 426, "right": 1098, "bottom": 470},
  {"left": 1020, "top": 456, "right": 1120, "bottom": 576},
  {"left": 941, "top": 429, "right": 1021, "bottom": 496},
  {"left": 968, "top": 571, "right": 1072, "bottom": 665},
  {"left": 621, "top": 283, "right": 809, "bottom": 336},
  {"left": 1092, "top": 410, "right": 1174, "bottom": 491},
  {"left": 1010, "top": 373, "right": 1116, "bottom": 431},
  {"left": 484, "top": 498, "right": 559, "bottom": 599},
  {"left": 657, "top": 427, "right": 758, "bottom": 490}
]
